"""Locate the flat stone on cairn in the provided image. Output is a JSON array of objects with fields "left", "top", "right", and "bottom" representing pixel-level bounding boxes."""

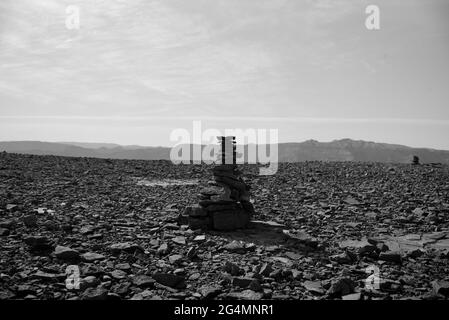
[{"left": 182, "top": 137, "right": 254, "bottom": 231}]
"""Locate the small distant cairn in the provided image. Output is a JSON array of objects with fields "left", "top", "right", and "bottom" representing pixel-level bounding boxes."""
[
  {"left": 412, "top": 155, "right": 420, "bottom": 165},
  {"left": 182, "top": 136, "right": 254, "bottom": 231}
]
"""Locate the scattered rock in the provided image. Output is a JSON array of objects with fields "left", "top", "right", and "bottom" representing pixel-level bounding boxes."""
[
  {"left": 302, "top": 280, "right": 325, "bottom": 295},
  {"left": 223, "top": 261, "right": 243, "bottom": 276},
  {"left": 432, "top": 280, "right": 449, "bottom": 297},
  {"left": 81, "top": 252, "right": 105, "bottom": 262},
  {"left": 132, "top": 275, "right": 155, "bottom": 288},
  {"left": 109, "top": 242, "right": 143, "bottom": 254},
  {"left": 379, "top": 251, "right": 402, "bottom": 263},
  {"left": 199, "top": 285, "right": 222, "bottom": 299},
  {"left": 54, "top": 245, "right": 80, "bottom": 260},
  {"left": 152, "top": 273, "right": 185, "bottom": 289},
  {"left": 226, "top": 290, "right": 263, "bottom": 300},
  {"left": 81, "top": 287, "right": 108, "bottom": 300},
  {"left": 327, "top": 278, "right": 356, "bottom": 297}
]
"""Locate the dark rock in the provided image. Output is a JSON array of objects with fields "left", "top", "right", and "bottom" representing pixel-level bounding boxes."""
[
  {"left": 80, "top": 276, "right": 100, "bottom": 290},
  {"left": 24, "top": 235, "right": 54, "bottom": 252},
  {"left": 223, "top": 261, "right": 243, "bottom": 276},
  {"left": 111, "top": 282, "right": 131, "bottom": 296},
  {"left": 327, "top": 278, "right": 356, "bottom": 297},
  {"left": 81, "top": 287, "right": 108, "bottom": 300},
  {"left": 232, "top": 277, "right": 258, "bottom": 289},
  {"left": 379, "top": 251, "right": 402, "bottom": 263},
  {"left": 212, "top": 210, "right": 250, "bottom": 231},
  {"left": 132, "top": 275, "right": 155, "bottom": 288},
  {"left": 152, "top": 273, "right": 185, "bottom": 289},
  {"left": 257, "top": 262, "right": 274, "bottom": 277}
]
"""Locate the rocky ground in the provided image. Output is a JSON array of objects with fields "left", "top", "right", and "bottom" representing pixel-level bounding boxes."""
[{"left": 0, "top": 152, "right": 448, "bottom": 300}]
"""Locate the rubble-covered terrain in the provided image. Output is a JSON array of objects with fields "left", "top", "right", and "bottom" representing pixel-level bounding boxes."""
[{"left": 0, "top": 152, "right": 448, "bottom": 300}]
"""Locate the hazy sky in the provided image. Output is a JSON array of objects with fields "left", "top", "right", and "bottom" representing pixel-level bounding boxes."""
[{"left": 1, "top": 0, "right": 448, "bottom": 148}]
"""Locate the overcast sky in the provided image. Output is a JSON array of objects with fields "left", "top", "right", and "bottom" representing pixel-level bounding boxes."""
[{"left": 0, "top": 0, "right": 448, "bottom": 148}]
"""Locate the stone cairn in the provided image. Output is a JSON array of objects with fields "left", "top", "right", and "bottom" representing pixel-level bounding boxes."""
[
  {"left": 182, "top": 136, "right": 254, "bottom": 231},
  {"left": 412, "top": 155, "right": 420, "bottom": 165}
]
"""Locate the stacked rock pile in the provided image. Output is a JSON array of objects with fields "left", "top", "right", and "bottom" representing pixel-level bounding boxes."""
[{"left": 183, "top": 137, "right": 255, "bottom": 231}]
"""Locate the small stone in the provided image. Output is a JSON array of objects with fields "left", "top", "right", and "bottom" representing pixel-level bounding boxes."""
[
  {"left": 379, "top": 251, "right": 402, "bottom": 263},
  {"left": 257, "top": 263, "right": 274, "bottom": 277},
  {"left": 189, "top": 273, "right": 201, "bottom": 281},
  {"left": 330, "top": 252, "right": 356, "bottom": 264},
  {"left": 54, "top": 245, "right": 80, "bottom": 260},
  {"left": 199, "top": 285, "right": 222, "bottom": 299},
  {"left": 81, "top": 287, "right": 108, "bottom": 300},
  {"left": 152, "top": 273, "right": 185, "bottom": 289},
  {"left": 193, "top": 235, "right": 206, "bottom": 242},
  {"left": 110, "top": 269, "right": 127, "bottom": 280},
  {"left": 132, "top": 275, "right": 155, "bottom": 288},
  {"left": 130, "top": 290, "right": 153, "bottom": 300},
  {"left": 232, "top": 277, "right": 256, "bottom": 288},
  {"left": 81, "top": 252, "right": 105, "bottom": 262},
  {"left": 80, "top": 276, "right": 100, "bottom": 290},
  {"left": 342, "top": 292, "right": 361, "bottom": 300},
  {"left": 115, "top": 263, "right": 131, "bottom": 271},
  {"left": 327, "top": 278, "right": 356, "bottom": 297},
  {"left": 169, "top": 254, "right": 183, "bottom": 264},
  {"left": 223, "top": 262, "right": 243, "bottom": 276},
  {"left": 33, "top": 271, "right": 64, "bottom": 281},
  {"left": 339, "top": 239, "right": 376, "bottom": 255},
  {"left": 186, "top": 247, "right": 197, "bottom": 259},
  {"left": 172, "top": 236, "right": 186, "bottom": 245},
  {"left": 302, "top": 280, "right": 325, "bottom": 295},
  {"left": 157, "top": 243, "right": 170, "bottom": 256},
  {"left": 79, "top": 225, "right": 95, "bottom": 235},
  {"left": 223, "top": 240, "right": 253, "bottom": 253},
  {"left": 111, "top": 282, "right": 131, "bottom": 296},
  {"left": 109, "top": 242, "right": 143, "bottom": 254},
  {"left": 226, "top": 290, "right": 263, "bottom": 300},
  {"left": 407, "top": 249, "right": 424, "bottom": 259}
]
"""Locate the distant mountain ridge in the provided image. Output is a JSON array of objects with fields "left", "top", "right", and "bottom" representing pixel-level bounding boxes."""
[{"left": 1, "top": 139, "right": 448, "bottom": 164}]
